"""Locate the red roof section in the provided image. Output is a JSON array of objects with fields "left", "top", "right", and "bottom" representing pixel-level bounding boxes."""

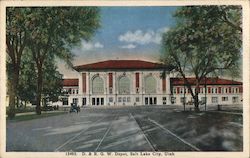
[
  {"left": 63, "top": 79, "right": 78, "bottom": 87},
  {"left": 74, "top": 60, "right": 172, "bottom": 71},
  {"left": 171, "top": 77, "right": 242, "bottom": 86}
]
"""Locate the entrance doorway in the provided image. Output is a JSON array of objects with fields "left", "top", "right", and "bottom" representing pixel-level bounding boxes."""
[
  {"left": 82, "top": 98, "right": 86, "bottom": 106},
  {"left": 145, "top": 97, "right": 157, "bottom": 105},
  {"left": 91, "top": 97, "right": 104, "bottom": 106}
]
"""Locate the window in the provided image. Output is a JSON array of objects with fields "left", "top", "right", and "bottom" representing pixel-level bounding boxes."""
[
  {"left": 232, "top": 96, "right": 238, "bottom": 103},
  {"left": 171, "top": 97, "right": 176, "bottom": 104},
  {"left": 109, "top": 88, "right": 113, "bottom": 94},
  {"left": 212, "top": 97, "right": 218, "bottom": 103},
  {"left": 173, "top": 88, "right": 176, "bottom": 94},
  {"left": 201, "top": 97, "right": 207, "bottom": 103},
  {"left": 136, "top": 88, "right": 139, "bottom": 93},
  {"left": 145, "top": 75, "right": 156, "bottom": 94},
  {"left": 62, "top": 98, "right": 68, "bottom": 105},
  {"left": 180, "top": 88, "right": 183, "bottom": 94},
  {"left": 163, "top": 97, "right": 167, "bottom": 105},
  {"left": 101, "top": 98, "right": 104, "bottom": 105},
  {"left": 76, "top": 89, "right": 79, "bottom": 94},
  {"left": 118, "top": 76, "right": 130, "bottom": 94},
  {"left": 92, "top": 98, "right": 95, "bottom": 105},
  {"left": 82, "top": 98, "right": 86, "bottom": 105},
  {"left": 180, "top": 97, "right": 186, "bottom": 103},
  {"left": 200, "top": 88, "right": 203, "bottom": 94},
  {"left": 136, "top": 97, "right": 140, "bottom": 102},
  {"left": 145, "top": 98, "right": 148, "bottom": 105},
  {"left": 118, "top": 97, "right": 122, "bottom": 102},
  {"left": 92, "top": 76, "right": 104, "bottom": 94},
  {"left": 154, "top": 97, "right": 157, "bottom": 105},
  {"left": 123, "top": 97, "right": 126, "bottom": 102},
  {"left": 109, "top": 97, "right": 113, "bottom": 102},
  {"left": 127, "top": 97, "right": 131, "bottom": 102},
  {"left": 235, "top": 88, "right": 238, "bottom": 93},
  {"left": 73, "top": 98, "right": 78, "bottom": 104},
  {"left": 222, "top": 97, "right": 228, "bottom": 101}
]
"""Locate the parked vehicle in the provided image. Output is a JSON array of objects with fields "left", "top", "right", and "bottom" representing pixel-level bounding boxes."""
[{"left": 69, "top": 103, "right": 80, "bottom": 113}]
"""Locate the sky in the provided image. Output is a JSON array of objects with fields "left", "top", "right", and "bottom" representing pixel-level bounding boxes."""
[{"left": 58, "top": 7, "right": 177, "bottom": 78}]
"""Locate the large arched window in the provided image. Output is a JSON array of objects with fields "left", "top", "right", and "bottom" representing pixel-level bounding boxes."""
[
  {"left": 92, "top": 76, "right": 104, "bottom": 94},
  {"left": 145, "top": 75, "right": 156, "bottom": 94},
  {"left": 118, "top": 76, "right": 130, "bottom": 94}
]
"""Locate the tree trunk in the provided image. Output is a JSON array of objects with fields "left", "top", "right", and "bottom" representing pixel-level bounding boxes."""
[
  {"left": 194, "top": 94, "right": 200, "bottom": 112},
  {"left": 194, "top": 85, "right": 200, "bottom": 112},
  {"left": 36, "top": 65, "right": 43, "bottom": 115},
  {"left": 7, "top": 68, "right": 19, "bottom": 119}
]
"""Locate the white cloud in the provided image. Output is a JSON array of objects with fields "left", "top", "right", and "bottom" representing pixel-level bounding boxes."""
[
  {"left": 118, "top": 27, "right": 169, "bottom": 45},
  {"left": 80, "top": 41, "right": 104, "bottom": 50},
  {"left": 94, "top": 42, "right": 104, "bottom": 48},
  {"left": 120, "top": 44, "right": 137, "bottom": 49}
]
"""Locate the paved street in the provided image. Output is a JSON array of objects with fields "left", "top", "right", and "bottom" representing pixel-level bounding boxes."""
[{"left": 7, "top": 106, "right": 243, "bottom": 152}]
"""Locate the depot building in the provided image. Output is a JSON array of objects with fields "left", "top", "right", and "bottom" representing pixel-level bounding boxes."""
[{"left": 59, "top": 60, "right": 243, "bottom": 107}]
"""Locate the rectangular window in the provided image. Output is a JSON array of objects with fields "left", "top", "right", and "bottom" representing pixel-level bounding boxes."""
[
  {"left": 201, "top": 97, "right": 207, "bottom": 103},
  {"left": 109, "top": 97, "right": 113, "bottom": 102},
  {"left": 232, "top": 88, "right": 235, "bottom": 93},
  {"left": 136, "top": 97, "right": 140, "bottom": 102},
  {"left": 97, "top": 98, "right": 100, "bottom": 105},
  {"left": 92, "top": 98, "right": 95, "bottom": 105},
  {"left": 73, "top": 98, "right": 78, "bottom": 104},
  {"left": 136, "top": 88, "right": 139, "bottom": 93},
  {"left": 109, "top": 87, "right": 113, "bottom": 94},
  {"left": 232, "top": 96, "right": 238, "bottom": 103},
  {"left": 127, "top": 97, "right": 131, "bottom": 102},
  {"left": 62, "top": 98, "right": 68, "bottom": 105},
  {"left": 154, "top": 97, "right": 157, "bottom": 105},
  {"left": 163, "top": 97, "right": 167, "bottom": 105},
  {"left": 222, "top": 97, "right": 228, "bottom": 101},
  {"left": 123, "top": 97, "right": 126, "bottom": 102},
  {"left": 180, "top": 88, "right": 183, "bottom": 94},
  {"left": 200, "top": 87, "right": 203, "bottom": 94},
  {"left": 173, "top": 88, "right": 176, "bottom": 94},
  {"left": 82, "top": 98, "right": 86, "bottom": 105},
  {"left": 212, "top": 97, "right": 218, "bottom": 103},
  {"left": 145, "top": 98, "right": 148, "bottom": 105},
  {"left": 101, "top": 98, "right": 104, "bottom": 105},
  {"left": 171, "top": 97, "right": 176, "bottom": 104},
  {"left": 118, "top": 97, "right": 122, "bottom": 102},
  {"left": 180, "top": 97, "right": 186, "bottom": 103}
]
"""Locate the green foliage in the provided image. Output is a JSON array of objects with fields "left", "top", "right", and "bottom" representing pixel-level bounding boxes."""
[
  {"left": 18, "top": 50, "right": 64, "bottom": 105},
  {"left": 6, "top": 7, "right": 100, "bottom": 115},
  {"left": 161, "top": 6, "right": 242, "bottom": 110},
  {"left": 25, "top": 7, "right": 101, "bottom": 67}
]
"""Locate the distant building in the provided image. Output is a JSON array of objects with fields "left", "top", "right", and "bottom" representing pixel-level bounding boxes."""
[{"left": 59, "top": 60, "right": 243, "bottom": 107}]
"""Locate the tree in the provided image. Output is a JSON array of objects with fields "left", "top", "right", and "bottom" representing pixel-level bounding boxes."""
[
  {"left": 161, "top": 6, "right": 242, "bottom": 111},
  {"left": 6, "top": 8, "right": 32, "bottom": 118},
  {"left": 17, "top": 50, "right": 63, "bottom": 107},
  {"left": 24, "top": 7, "right": 100, "bottom": 114}
]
